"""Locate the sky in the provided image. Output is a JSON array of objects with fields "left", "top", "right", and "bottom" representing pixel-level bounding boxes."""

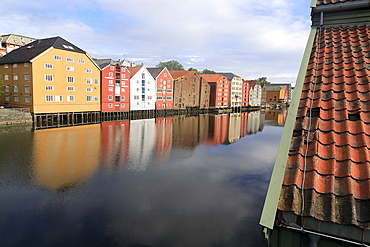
[{"left": 1, "top": 0, "right": 312, "bottom": 84}]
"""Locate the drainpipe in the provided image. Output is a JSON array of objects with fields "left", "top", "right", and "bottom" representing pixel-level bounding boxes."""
[{"left": 308, "top": 233, "right": 321, "bottom": 247}]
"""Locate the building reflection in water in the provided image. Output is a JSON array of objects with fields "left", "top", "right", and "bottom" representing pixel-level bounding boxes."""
[
  {"left": 224, "top": 113, "right": 241, "bottom": 145},
  {"left": 128, "top": 118, "right": 156, "bottom": 172},
  {"left": 203, "top": 114, "right": 228, "bottom": 146},
  {"left": 31, "top": 124, "right": 101, "bottom": 191},
  {"left": 172, "top": 116, "right": 199, "bottom": 148},
  {"left": 153, "top": 117, "right": 173, "bottom": 166},
  {"left": 101, "top": 121, "right": 130, "bottom": 169},
  {"left": 264, "top": 108, "right": 288, "bottom": 127}
]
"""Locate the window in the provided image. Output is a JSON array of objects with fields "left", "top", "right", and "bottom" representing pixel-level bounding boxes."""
[
  {"left": 115, "top": 96, "right": 120, "bottom": 102},
  {"left": 86, "top": 78, "right": 92, "bottom": 84},
  {"left": 13, "top": 73, "right": 18, "bottom": 80},
  {"left": 25, "top": 96, "right": 30, "bottom": 103},
  {"left": 4, "top": 85, "right": 9, "bottom": 92},
  {"left": 54, "top": 55, "right": 62, "bottom": 60},
  {"left": 45, "top": 86, "right": 54, "bottom": 91},
  {"left": 121, "top": 104, "right": 125, "bottom": 108},
  {"left": 4, "top": 64, "right": 8, "bottom": 68},
  {"left": 110, "top": 66, "right": 114, "bottom": 70},
  {"left": 137, "top": 88, "right": 139, "bottom": 91},
  {"left": 66, "top": 57, "right": 74, "bottom": 62},
  {"left": 122, "top": 81, "right": 125, "bottom": 85},
  {"left": 167, "top": 96, "right": 172, "bottom": 100},
  {"left": 86, "top": 68, "right": 92, "bottom": 73},
  {"left": 55, "top": 95, "right": 63, "bottom": 102},
  {"left": 142, "top": 74, "right": 145, "bottom": 79},
  {"left": 44, "top": 63, "right": 53, "bottom": 69},
  {"left": 67, "top": 95, "right": 75, "bottom": 102},
  {"left": 122, "top": 74, "right": 125, "bottom": 79},
  {"left": 4, "top": 74, "right": 9, "bottom": 80},
  {"left": 86, "top": 96, "right": 92, "bottom": 102},
  {"left": 147, "top": 96, "right": 152, "bottom": 100},
  {"left": 24, "top": 85, "right": 30, "bottom": 93},
  {"left": 78, "top": 59, "right": 85, "bottom": 64},
  {"left": 5, "top": 95, "right": 9, "bottom": 101},
  {"left": 45, "top": 95, "right": 54, "bottom": 102},
  {"left": 160, "top": 79, "right": 163, "bottom": 82},
  {"left": 108, "top": 95, "right": 113, "bottom": 100},
  {"left": 164, "top": 73, "right": 167, "bottom": 77},
  {"left": 147, "top": 88, "right": 150, "bottom": 91},
  {"left": 86, "top": 88, "right": 92, "bottom": 92},
  {"left": 14, "top": 95, "right": 19, "bottom": 102},
  {"left": 94, "top": 79, "right": 99, "bottom": 85},
  {"left": 67, "top": 86, "right": 74, "bottom": 91},
  {"left": 134, "top": 96, "right": 139, "bottom": 100},
  {"left": 13, "top": 85, "right": 18, "bottom": 92},
  {"left": 121, "top": 88, "right": 125, "bottom": 92},
  {"left": 108, "top": 103, "right": 112, "bottom": 108},
  {"left": 157, "top": 96, "right": 163, "bottom": 100},
  {"left": 66, "top": 66, "right": 74, "bottom": 71},
  {"left": 218, "top": 97, "right": 221, "bottom": 100},
  {"left": 109, "top": 87, "right": 113, "bottom": 91},
  {"left": 109, "top": 80, "right": 113, "bottom": 85},
  {"left": 13, "top": 64, "right": 17, "bottom": 68},
  {"left": 109, "top": 72, "right": 113, "bottom": 77},
  {"left": 167, "top": 89, "right": 172, "bottom": 93},
  {"left": 24, "top": 63, "right": 29, "bottom": 67},
  {"left": 160, "top": 84, "right": 162, "bottom": 88},
  {"left": 67, "top": 76, "right": 74, "bottom": 83},
  {"left": 121, "top": 96, "right": 125, "bottom": 101},
  {"left": 122, "top": 67, "right": 125, "bottom": 72},
  {"left": 24, "top": 73, "right": 30, "bottom": 80},
  {"left": 45, "top": 74, "right": 53, "bottom": 82},
  {"left": 94, "top": 96, "right": 98, "bottom": 102}
]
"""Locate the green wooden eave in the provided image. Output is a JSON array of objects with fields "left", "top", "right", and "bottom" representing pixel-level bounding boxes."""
[{"left": 259, "top": 27, "right": 317, "bottom": 231}]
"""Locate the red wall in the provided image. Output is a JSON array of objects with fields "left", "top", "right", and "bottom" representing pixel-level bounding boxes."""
[
  {"left": 156, "top": 68, "right": 173, "bottom": 110},
  {"left": 101, "top": 65, "right": 130, "bottom": 112}
]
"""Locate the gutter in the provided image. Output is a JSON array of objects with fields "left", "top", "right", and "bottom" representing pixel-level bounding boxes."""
[{"left": 313, "top": 0, "right": 370, "bottom": 12}]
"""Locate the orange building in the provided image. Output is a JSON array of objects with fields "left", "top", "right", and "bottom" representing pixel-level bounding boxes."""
[{"left": 0, "top": 36, "right": 101, "bottom": 114}]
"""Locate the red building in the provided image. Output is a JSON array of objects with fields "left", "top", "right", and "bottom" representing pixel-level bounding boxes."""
[
  {"left": 241, "top": 79, "right": 251, "bottom": 107},
  {"left": 147, "top": 67, "right": 173, "bottom": 110},
  {"left": 200, "top": 74, "right": 229, "bottom": 108},
  {"left": 240, "top": 112, "right": 249, "bottom": 138},
  {"left": 96, "top": 60, "right": 130, "bottom": 112}
]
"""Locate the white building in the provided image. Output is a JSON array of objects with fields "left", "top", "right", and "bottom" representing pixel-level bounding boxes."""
[
  {"left": 249, "top": 83, "right": 262, "bottom": 107},
  {"left": 218, "top": 73, "right": 243, "bottom": 107},
  {"left": 128, "top": 65, "right": 156, "bottom": 111}
]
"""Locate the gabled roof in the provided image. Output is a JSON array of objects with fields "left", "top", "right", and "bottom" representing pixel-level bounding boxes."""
[
  {"left": 127, "top": 66, "right": 143, "bottom": 78},
  {"left": 169, "top": 70, "right": 193, "bottom": 80},
  {"left": 0, "top": 34, "right": 35, "bottom": 46},
  {"left": 147, "top": 67, "right": 164, "bottom": 79},
  {"left": 199, "top": 74, "right": 224, "bottom": 83},
  {"left": 217, "top": 72, "right": 241, "bottom": 81},
  {"left": 265, "top": 86, "right": 283, "bottom": 92},
  {"left": 0, "top": 36, "right": 85, "bottom": 64}
]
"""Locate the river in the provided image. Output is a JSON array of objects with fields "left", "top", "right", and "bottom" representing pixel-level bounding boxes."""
[{"left": 0, "top": 109, "right": 287, "bottom": 247}]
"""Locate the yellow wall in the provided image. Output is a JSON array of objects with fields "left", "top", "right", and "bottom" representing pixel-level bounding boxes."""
[
  {"left": 31, "top": 48, "right": 101, "bottom": 113},
  {"left": 279, "top": 88, "right": 285, "bottom": 100}
]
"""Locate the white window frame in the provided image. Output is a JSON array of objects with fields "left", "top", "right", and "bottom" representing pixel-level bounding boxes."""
[
  {"left": 94, "top": 79, "right": 99, "bottom": 85},
  {"left": 45, "top": 74, "right": 53, "bottom": 82},
  {"left": 24, "top": 85, "right": 30, "bottom": 93},
  {"left": 94, "top": 96, "right": 98, "bottom": 102},
  {"left": 67, "top": 76, "right": 74, "bottom": 83},
  {"left": 78, "top": 59, "right": 85, "bottom": 64},
  {"left": 13, "top": 85, "right": 18, "bottom": 92},
  {"left": 86, "top": 68, "right": 92, "bottom": 73},
  {"left": 24, "top": 73, "right": 30, "bottom": 80},
  {"left": 4, "top": 74, "right": 9, "bottom": 81},
  {"left": 54, "top": 55, "right": 62, "bottom": 60},
  {"left": 66, "top": 57, "right": 74, "bottom": 62},
  {"left": 45, "top": 95, "right": 54, "bottom": 102},
  {"left": 67, "top": 95, "right": 75, "bottom": 102},
  {"left": 66, "top": 66, "right": 74, "bottom": 71},
  {"left": 55, "top": 95, "right": 63, "bottom": 102},
  {"left": 67, "top": 86, "right": 74, "bottom": 91},
  {"left": 13, "top": 73, "right": 18, "bottom": 81},
  {"left": 108, "top": 95, "right": 113, "bottom": 100},
  {"left": 86, "top": 87, "right": 92, "bottom": 92},
  {"left": 25, "top": 95, "right": 30, "bottom": 103},
  {"left": 45, "top": 85, "right": 54, "bottom": 91},
  {"left": 44, "top": 63, "right": 53, "bottom": 69},
  {"left": 24, "top": 63, "right": 29, "bottom": 67},
  {"left": 86, "top": 78, "right": 92, "bottom": 84},
  {"left": 86, "top": 95, "right": 93, "bottom": 102},
  {"left": 14, "top": 95, "right": 19, "bottom": 102}
]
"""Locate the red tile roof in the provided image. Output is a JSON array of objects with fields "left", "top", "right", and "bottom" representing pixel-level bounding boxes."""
[
  {"left": 278, "top": 25, "right": 370, "bottom": 228},
  {"left": 127, "top": 66, "right": 143, "bottom": 78},
  {"left": 169, "top": 70, "right": 193, "bottom": 80},
  {"left": 199, "top": 74, "right": 223, "bottom": 82},
  {"left": 316, "top": 0, "right": 356, "bottom": 6}
]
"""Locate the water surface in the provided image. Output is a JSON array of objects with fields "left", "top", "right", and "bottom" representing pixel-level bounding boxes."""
[{"left": 0, "top": 110, "right": 286, "bottom": 247}]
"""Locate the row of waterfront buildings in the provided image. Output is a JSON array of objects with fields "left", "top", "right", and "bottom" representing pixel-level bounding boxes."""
[{"left": 0, "top": 35, "right": 291, "bottom": 116}]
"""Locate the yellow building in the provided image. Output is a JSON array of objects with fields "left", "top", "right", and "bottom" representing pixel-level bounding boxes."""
[{"left": 0, "top": 36, "right": 101, "bottom": 114}]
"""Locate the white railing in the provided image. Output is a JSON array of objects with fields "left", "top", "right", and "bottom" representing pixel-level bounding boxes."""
[{"left": 0, "top": 108, "right": 30, "bottom": 116}]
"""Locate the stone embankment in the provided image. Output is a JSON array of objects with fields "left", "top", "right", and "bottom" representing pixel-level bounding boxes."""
[{"left": 0, "top": 108, "right": 33, "bottom": 125}]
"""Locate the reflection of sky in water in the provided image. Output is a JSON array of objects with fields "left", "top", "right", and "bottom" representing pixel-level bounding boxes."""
[{"left": 0, "top": 113, "right": 284, "bottom": 247}]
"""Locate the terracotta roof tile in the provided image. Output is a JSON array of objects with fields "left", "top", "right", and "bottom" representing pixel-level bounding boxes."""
[
  {"left": 278, "top": 25, "right": 370, "bottom": 229},
  {"left": 317, "top": 0, "right": 357, "bottom": 6}
]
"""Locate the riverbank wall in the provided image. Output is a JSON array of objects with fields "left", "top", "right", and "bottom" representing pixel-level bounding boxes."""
[{"left": 0, "top": 108, "right": 33, "bottom": 126}]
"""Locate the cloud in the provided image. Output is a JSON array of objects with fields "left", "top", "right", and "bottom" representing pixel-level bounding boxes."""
[{"left": 0, "top": 0, "right": 312, "bottom": 82}]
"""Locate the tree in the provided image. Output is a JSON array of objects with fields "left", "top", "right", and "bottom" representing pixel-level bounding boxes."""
[
  {"left": 201, "top": 69, "right": 216, "bottom": 74},
  {"left": 156, "top": 60, "right": 184, "bottom": 71},
  {"left": 255, "top": 77, "right": 270, "bottom": 84},
  {"left": 188, "top": 67, "right": 199, "bottom": 73}
]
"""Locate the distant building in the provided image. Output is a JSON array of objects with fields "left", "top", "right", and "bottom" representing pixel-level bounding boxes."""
[
  {"left": 265, "top": 85, "right": 285, "bottom": 103},
  {"left": 248, "top": 81, "right": 262, "bottom": 107},
  {"left": 127, "top": 65, "right": 156, "bottom": 111},
  {"left": 200, "top": 74, "right": 229, "bottom": 108},
  {"left": 265, "top": 83, "right": 291, "bottom": 104},
  {"left": 218, "top": 72, "right": 243, "bottom": 108},
  {"left": 170, "top": 71, "right": 210, "bottom": 109},
  {"left": 95, "top": 59, "right": 130, "bottom": 112},
  {"left": 241, "top": 80, "right": 251, "bottom": 107},
  {"left": 0, "top": 36, "right": 101, "bottom": 114},
  {"left": 0, "top": 34, "right": 36, "bottom": 57},
  {"left": 147, "top": 67, "right": 174, "bottom": 110}
]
